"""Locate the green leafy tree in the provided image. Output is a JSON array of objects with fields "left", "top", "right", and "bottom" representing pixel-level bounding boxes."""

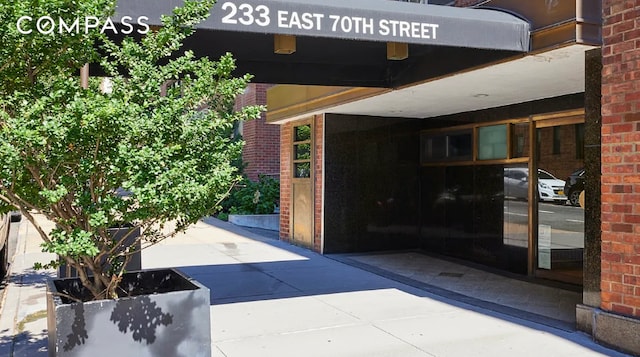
[{"left": 0, "top": 0, "right": 262, "bottom": 300}]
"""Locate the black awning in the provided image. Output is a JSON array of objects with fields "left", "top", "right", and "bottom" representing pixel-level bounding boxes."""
[
  {"left": 111, "top": 0, "right": 530, "bottom": 87},
  {"left": 116, "top": 0, "right": 529, "bottom": 51}
]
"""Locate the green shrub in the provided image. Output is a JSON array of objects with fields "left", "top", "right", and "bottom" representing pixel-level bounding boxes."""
[{"left": 226, "top": 175, "right": 279, "bottom": 215}]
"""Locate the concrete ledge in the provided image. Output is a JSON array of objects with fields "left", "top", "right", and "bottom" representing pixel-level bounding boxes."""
[
  {"left": 228, "top": 214, "right": 279, "bottom": 231},
  {"left": 577, "top": 304, "right": 640, "bottom": 355},
  {"left": 576, "top": 304, "right": 594, "bottom": 333}
]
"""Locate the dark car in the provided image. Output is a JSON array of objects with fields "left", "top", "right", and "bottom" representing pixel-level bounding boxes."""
[
  {"left": 564, "top": 168, "right": 585, "bottom": 207},
  {"left": 0, "top": 213, "right": 11, "bottom": 278}
]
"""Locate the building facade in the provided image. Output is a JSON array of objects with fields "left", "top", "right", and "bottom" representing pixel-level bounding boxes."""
[
  {"left": 265, "top": 0, "right": 640, "bottom": 354},
  {"left": 120, "top": 0, "right": 640, "bottom": 354}
]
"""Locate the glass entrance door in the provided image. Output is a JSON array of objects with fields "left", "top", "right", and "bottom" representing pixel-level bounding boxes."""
[{"left": 534, "top": 121, "right": 585, "bottom": 284}]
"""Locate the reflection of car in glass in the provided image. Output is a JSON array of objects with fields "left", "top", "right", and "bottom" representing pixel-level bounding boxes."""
[
  {"left": 504, "top": 168, "right": 567, "bottom": 203},
  {"left": 564, "top": 168, "right": 585, "bottom": 207}
]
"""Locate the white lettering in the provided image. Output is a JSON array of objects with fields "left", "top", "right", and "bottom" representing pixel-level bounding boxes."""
[
  {"left": 340, "top": 16, "right": 352, "bottom": 33},
  {"left": 362, "top": 17, "right": 374, "bottom": 34},
  {"left": 379, "top": 19, "right": 389, "bottom": 36},
  {"left": 378, "top": 19, "right": 439, "bottom": 39},
  {"left": 221, "top": 2, "right": 238, "bottom": 24},
  {"left": 15, "top": 16, "right": 152, "bottom": 35},
  {"left": 254, "top": 5, "right": 270, "bottom": 27},
  {"left": 288, "top": 12, "right": 302, "bottom": 29},
  {"left": 313, "top": 13, "right": 325, "bottom": 30},
  {"left": 430, "top": 24, "right": 438, "bottom": 39},
  {"left": 16, "top": 16, "right": 32, "bottom": 34},
  {"left": 84, "top": 16, "right": 100, "bottom": 34},
  {"left": 59, "top": 17, "right": 79, "bottom": 34},
  {"left": 277, "top": 10, "right": 287, "bottom": 28},
  {"left": 352, "top": 17, "right": 367, "bottom": 34},
  {"left": 237, "top": 3, "right": 253, "bottom": 26},
  {"left": 100, "top": 17, "right": 117, "bottom": 34},
  {"left": 278, "top": 11, "right": 323, "bottom": 30},
  {"left": 329, "top": 15, "right": 340, "bottom": 32},
  {"left": 388, "top": 20, "right": 400, "bottom": 36},
  {"left": 120, "top": 16, "right": 134, "bottom": 34},
  {"left": 137, "top": 16, "right": 150, "bottom": 34},
  {"left": 300, "top": 12, "right": 322, "bottom": 30},
  {"left": 411, "top": 22, "right": 420, "bottom": 38},
  {"left": 326, "top": 15, "right": 375, "bottom": 34},
  {"left": 399, "top": 21, "right": 410, "bottom": 38}
]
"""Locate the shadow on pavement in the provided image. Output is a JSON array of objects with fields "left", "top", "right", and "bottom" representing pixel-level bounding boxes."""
[
  {"left": 0, "top": 329, "right": 48, "bottom": 357},
  {"left": 195, "top": 217, "right": 627, "bottom": 357}
]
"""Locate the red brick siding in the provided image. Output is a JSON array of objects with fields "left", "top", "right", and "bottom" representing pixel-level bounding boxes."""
[
  {"left": 234, "top": 83, "right": 280, "bottom": 181},
  {"left": 279, "top": 123, "right": 292, "bottom": 242},
  {"left": 601, "top": 0, "right": 640, "bottom": 318}
]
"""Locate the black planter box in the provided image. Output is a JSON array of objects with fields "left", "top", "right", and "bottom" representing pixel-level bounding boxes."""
[{"left": 46, "top": 268, "right": 211, "bottom": 357}]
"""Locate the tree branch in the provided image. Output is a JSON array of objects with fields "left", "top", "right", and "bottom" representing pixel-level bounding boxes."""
[{"left": 14, "top": 209, "right": 53, "bottom": 245}]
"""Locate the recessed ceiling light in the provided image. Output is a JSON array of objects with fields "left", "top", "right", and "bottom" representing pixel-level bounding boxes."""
[{"left": 473, "top": 93, "right": 489, "bottom": 98}]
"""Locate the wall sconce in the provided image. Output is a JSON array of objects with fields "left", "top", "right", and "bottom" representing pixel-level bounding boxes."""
[
  {"left": 387, "top": 42, "right": 408, "bottom": 60},
  {"left": 149, "top": 24, "right": 162, "bottom": 33},
  {"left": 274, "top": 34, "right": 296, "bottom": 54}
]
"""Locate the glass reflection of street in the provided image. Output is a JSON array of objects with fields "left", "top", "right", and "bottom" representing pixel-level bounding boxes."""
[{"left": 503, "top": 199, "right": 584, "bottom": 249}]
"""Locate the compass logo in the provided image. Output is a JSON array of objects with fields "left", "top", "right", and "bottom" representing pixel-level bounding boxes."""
[{"left": 16, "top": 16, "right": 150, "bottom": 35}]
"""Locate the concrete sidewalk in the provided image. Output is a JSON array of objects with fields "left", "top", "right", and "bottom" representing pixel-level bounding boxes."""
[
  {"left": 0, "top": 215, "right": 630, "bottom": 356},
  {"left": 0, "top": 215, "right": 55, "bottom": 357}
]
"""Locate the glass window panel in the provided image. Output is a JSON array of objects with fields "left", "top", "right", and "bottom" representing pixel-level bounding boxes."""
[
  {"left": 294, "top": 162, "right": 311, "bottom": 178},
  {"left": 421, "top": 130, "right": 472, "bottom": 162},
  {"left": 420, "top": 134, "right": 447, "bottom": 162},
  {"left": 478, "top": 124, "right": 507, "bottom": 160},
  {"left": 575, "top": 123, "right": 585, "bottom": 159},
  {"left": 503, "top": 164, "right": 530, "bottom": 252},
  {"left": 294, "top": 124, "right": 311, "bottom": 142},
  {"left": 295, "top": 143, "right": 311, "bottom": 160},
  {"left": 512, "top": 123, "right": 529, "bottom": 158},
  {"left": 447, "top": 131, "right": 473, "bottom": 160},
  {"left": 553, "top": 126, "right": 561, "bottom": 154}
]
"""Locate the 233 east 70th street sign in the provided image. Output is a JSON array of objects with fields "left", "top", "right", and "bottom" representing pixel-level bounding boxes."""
[
  {"left": 209, "top": 0, "right": 440, "bottom": 44},
  {"left": 203, "top": 0, "right": 529, "bottom": 51}
]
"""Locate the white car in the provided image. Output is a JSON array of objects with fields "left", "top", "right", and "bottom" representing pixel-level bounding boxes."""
[{"left": 504, "top": 168, "right": 567, "bottom": 203}]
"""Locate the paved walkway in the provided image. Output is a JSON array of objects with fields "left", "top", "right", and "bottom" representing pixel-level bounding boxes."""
[
  {"left": 0, "top": 215, "right": 630, "bottom": 356},
  {"left": 0, "top": 215, "right": 55, "bottom": 357},
  {"left": 336, "top": 251, "right": 581, "bottom": 329}
]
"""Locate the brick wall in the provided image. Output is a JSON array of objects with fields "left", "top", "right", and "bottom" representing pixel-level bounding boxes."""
[
  {"left": 601, "top": 0, "right": 640, "bottom": 318},
  {"left": 234, "top": 83, "right": 280, "bottom": 181},
  {"left": 279, "top": 123, "right": 292, "bottom": 242}
]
